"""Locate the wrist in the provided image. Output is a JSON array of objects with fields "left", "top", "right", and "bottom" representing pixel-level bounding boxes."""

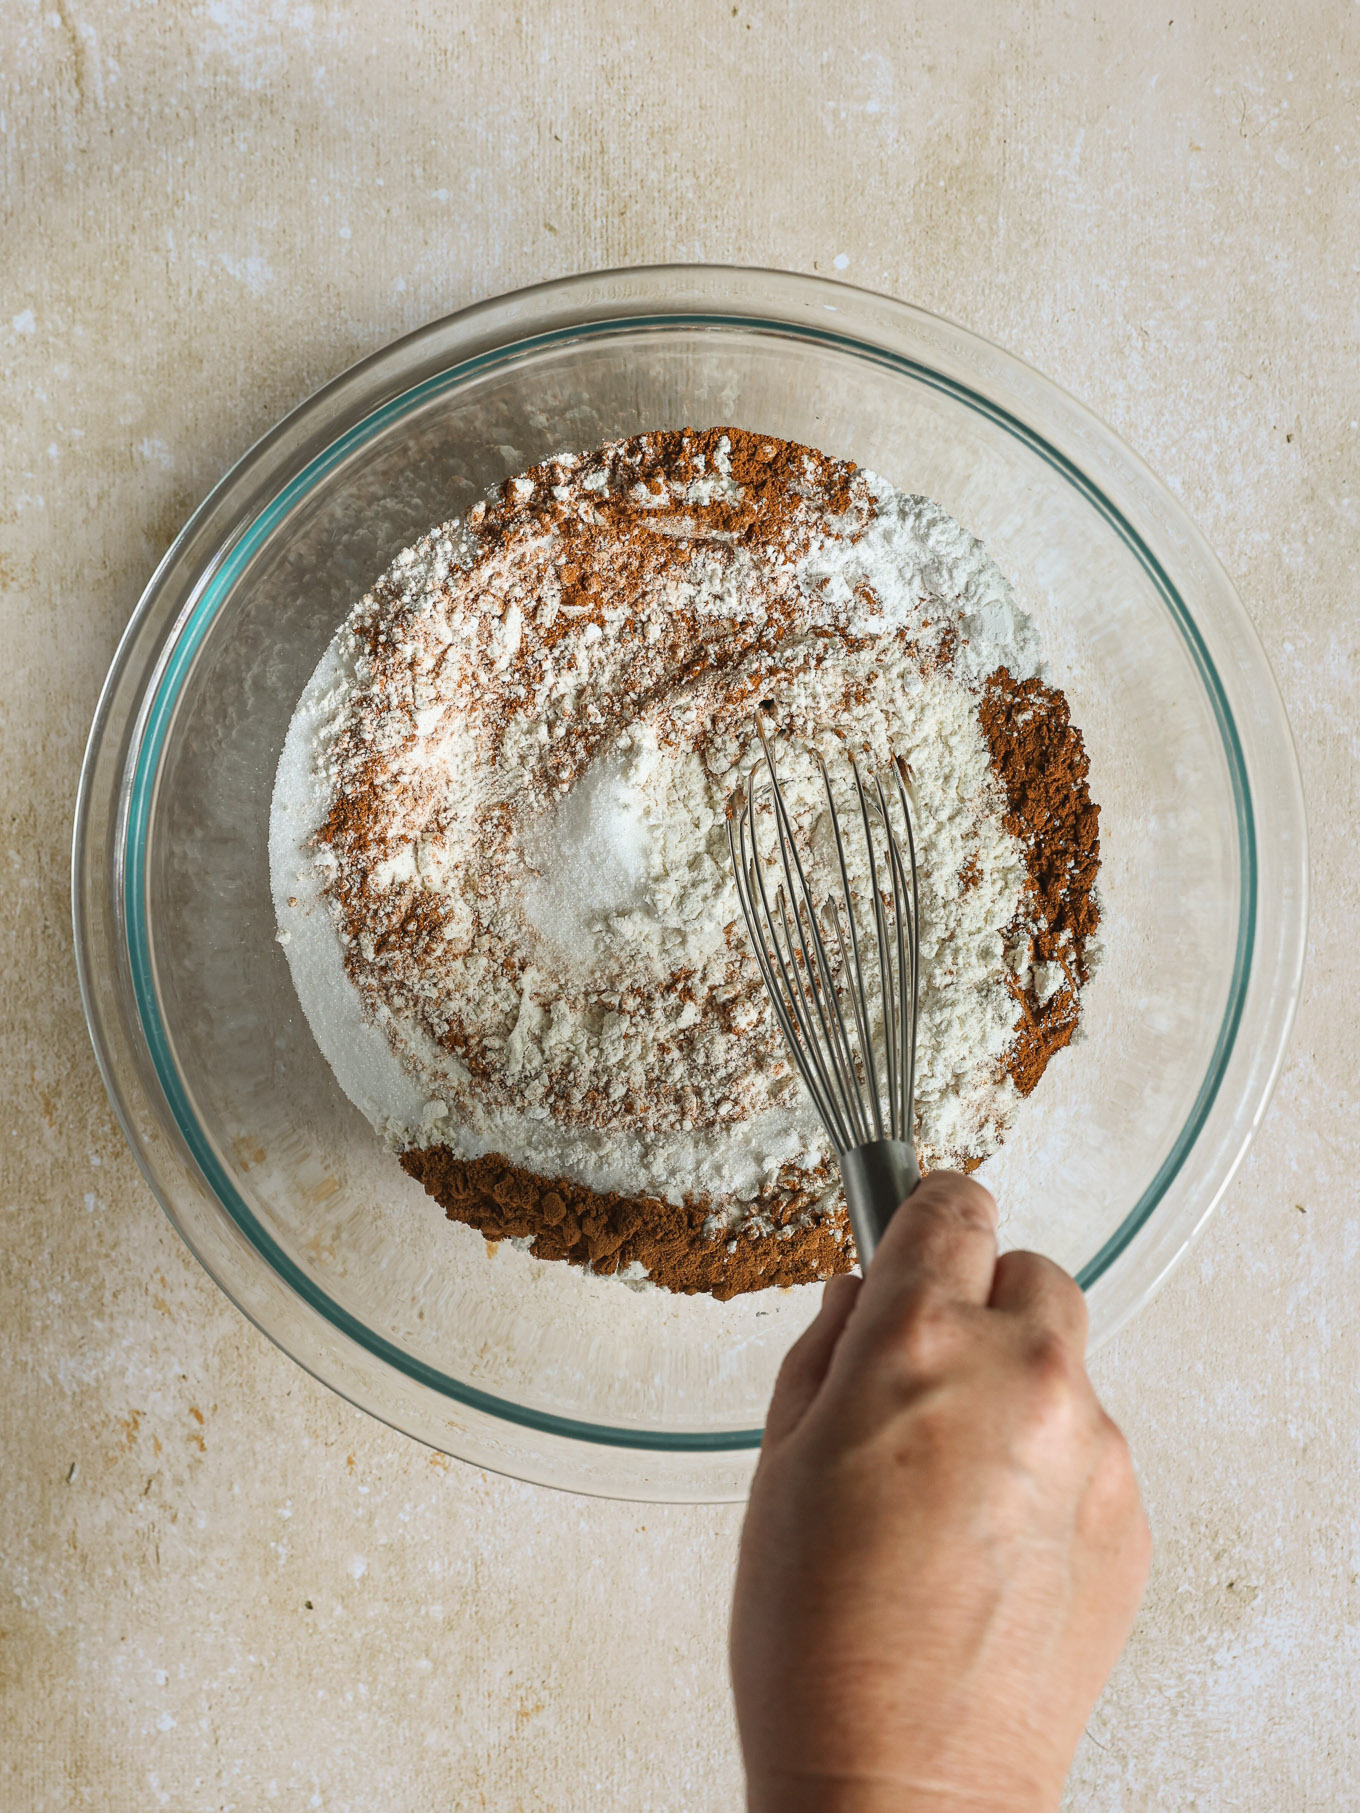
[{"left": 746, "top": 1769, "right": 1057, "bottom": 1813}]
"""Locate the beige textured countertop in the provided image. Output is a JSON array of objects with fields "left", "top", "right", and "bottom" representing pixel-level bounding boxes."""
[{"left": 3, "top": 3, "right": 1357, "bottom": 1806}]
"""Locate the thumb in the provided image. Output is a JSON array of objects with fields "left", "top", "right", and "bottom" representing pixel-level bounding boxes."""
[{"left": 762, "top": 1273, "right": 861, "bottom": 1446}]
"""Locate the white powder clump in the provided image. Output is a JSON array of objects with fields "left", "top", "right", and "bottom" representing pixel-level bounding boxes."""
[{"left": 522, "top": 750, "right": 654, "bottom": 957}]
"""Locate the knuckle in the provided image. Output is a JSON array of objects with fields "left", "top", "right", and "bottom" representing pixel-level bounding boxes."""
[
  {"left": 886, "top": 1295, "right": 967, "bottom": 1376},
  {"left": 894, "top": 1393, "right": 966, "bottom": 1467},
  {"left": 1027, "top": 1327, "right": 1079, "bottom": 1394},
  {"left": 1050, "top": 1265, "right": 1090, "bottom": 1328},
  {"left": 1097, "top": 1407, "right": 1132, "bottom": 1458},
  {"left": 1016, "top": 1331, "right": 1083, "bottom": 1435},
  {"left": 1093, "top": 1412, "right": 1140, "bottom": 1495},
  {"left": 913, "top": 1172, "right": 998, "bottom": 1237},
  {"left": 912, "top": 1214, "right": 992, "bottom": 1280},
  {"left": 1084, "top": 1418, "right": 1151, "bottom": 1569},
  {"left": 1029, "top": 1253, "right": 1089, "bottom": 1328}
]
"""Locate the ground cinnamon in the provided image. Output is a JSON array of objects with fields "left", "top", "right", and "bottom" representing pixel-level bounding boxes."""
[
  {"left": 400, "top": 1146, "right": 848, "bottom": 1298},
  {"left": 979, "top": 667, "right": 1101, "bottom": 1095}
]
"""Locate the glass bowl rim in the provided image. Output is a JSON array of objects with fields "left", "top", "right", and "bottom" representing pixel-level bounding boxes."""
[{"left": 76, "top": 264, "right": 1288, "bottom": 1464}]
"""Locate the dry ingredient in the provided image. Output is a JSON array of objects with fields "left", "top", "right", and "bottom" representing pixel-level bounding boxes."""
[
  {"left": 398, "top": 1147, "right": 846, "bottom": 1299},
  {"left": 979, "top": 671, "right": 1102, "bottom": 1097},
  {"left": 270, "top": 427, "right": 1101, "bottom": 1296}
]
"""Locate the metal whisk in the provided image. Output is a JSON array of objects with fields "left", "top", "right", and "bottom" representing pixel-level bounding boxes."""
[{"left": 727, "top": 711, "right": 922, "bottom": 1268}]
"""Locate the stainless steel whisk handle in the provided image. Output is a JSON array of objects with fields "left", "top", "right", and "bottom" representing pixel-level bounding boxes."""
[{"left": 837, "top": 1138, "right": 920, "bottom": 1269}]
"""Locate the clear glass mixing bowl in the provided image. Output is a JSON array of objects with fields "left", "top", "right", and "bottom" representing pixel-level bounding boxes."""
[{"left": 73, "top": 267, "right": 1307, "bottom": 1500}]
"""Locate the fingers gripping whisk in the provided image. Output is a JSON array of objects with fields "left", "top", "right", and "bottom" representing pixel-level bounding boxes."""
[{"left": 727, "top": 711, "right": 923, "bottom": 1266}]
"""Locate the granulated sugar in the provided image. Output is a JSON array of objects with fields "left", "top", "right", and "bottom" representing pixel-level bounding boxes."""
[{"left": 270, "top": 426, "right": 1100, "bottom": 1296}]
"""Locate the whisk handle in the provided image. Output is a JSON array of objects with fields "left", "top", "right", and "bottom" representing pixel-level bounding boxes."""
[{"left": 839, "top": 1139, "right": 920, "bottom": 1269}]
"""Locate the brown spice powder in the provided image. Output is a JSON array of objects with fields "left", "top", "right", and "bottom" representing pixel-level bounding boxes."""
[
  {"left": 400, "top": 1147, "right": 848, "bottom": 1299},
  {"left": 979, "top": 667, "right": 1101, "bottom": 1096}
]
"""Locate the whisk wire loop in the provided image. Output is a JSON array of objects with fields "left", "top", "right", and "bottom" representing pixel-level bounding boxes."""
[
  {"left": 761, "top": 714, "right": 866, "bottom": 1138},
  {"left": 819, "top": 749, "right": 883, "bottom": 1145},
  {"left": 757, "top": 718, "right": 870, "bottom": 1147},
  {"left": 729, "top": 801, "right": 850, "bottom": 1151},
  {"left": 729, "top": 715, "right": 921, "bottom": 1176},
  {"left": 777, "top": 885, "right": 860, "bottom": 1148},
  {"left": 891, "top": 759, "right": 923, "bottom": 1120}
]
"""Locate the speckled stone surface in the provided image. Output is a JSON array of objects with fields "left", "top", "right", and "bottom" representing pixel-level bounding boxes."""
[{"left": 2, "top": 3, "right": 1356, "bottom": 1806}]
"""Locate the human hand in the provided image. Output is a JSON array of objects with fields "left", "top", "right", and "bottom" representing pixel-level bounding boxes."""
[{"left": 730, "top": 1172, "right": 1150, "bottom": 1813}]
